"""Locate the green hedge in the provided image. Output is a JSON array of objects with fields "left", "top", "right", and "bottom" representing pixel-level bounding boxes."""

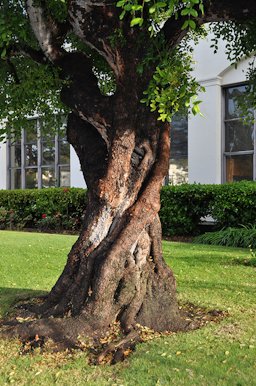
[
  {"left": 160, "top": 181, "right": 256, "bottom": 236},
  {"left": 0, "top": 181, "right": 256, "bottom": 235},
  {"left": 0, "top": 188, "right": 86, "bottom": 232}
]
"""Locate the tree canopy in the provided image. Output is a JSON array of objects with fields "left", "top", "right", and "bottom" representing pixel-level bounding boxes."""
[{"left": 1, "top": 0, "right": 256, "bottom": 139}]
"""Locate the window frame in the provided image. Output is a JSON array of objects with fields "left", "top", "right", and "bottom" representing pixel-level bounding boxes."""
[
  {"left": 222, "top": 83, "right": 256, "bottom": 182},
  {"left": 7, "top": 117, "right": 70, "bottom": 189}
]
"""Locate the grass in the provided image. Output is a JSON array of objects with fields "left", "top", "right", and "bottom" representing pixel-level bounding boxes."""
[{"left": 0, "top": 230, "right": 256, "bottom": 386}]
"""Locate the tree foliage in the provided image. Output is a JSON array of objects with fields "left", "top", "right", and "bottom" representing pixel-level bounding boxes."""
[{"left": 1, "top": 0, "right": 256, "bottom": 141}]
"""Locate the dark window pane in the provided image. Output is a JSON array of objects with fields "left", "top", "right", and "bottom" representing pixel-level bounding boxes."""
[
  {"left": 25, "top": 121, "right": 37, "bottom": 143},
  {"left": 225, "top": 85, "right": 247, "bottom": 119},
  {"left": 171, "top": 115, "right": 188, "bottom": 158},
  {"left": 10, "top": 144, "right": 21, "bottom": 167},
  {"left": 169, "top": 114, "right": 188, "bottom": 184},
  {"left": 42, "top": 168, "right": 56, "bottom": 188},
  {"left": 225, "top": 121, "right": 254, "bottom": 152},
  {"left": 59, "top": 140, "right": 70, "bottom": 164},
  {"left": 42, "top": 141, "right": 55, "bottom": 165},
  {"left": 25, "top": 144, "right": 38, "bottom": 166},
  {"left": 25, "top": 169, "right": 38, "bottom": 189},
  {"left": 10, "top": 169, "right": 21, "bottom": 189},
  {"left": 226, "top": 154, "right": 253, "bottom": 182},
  {"left": 59, "top": 166, "right": 70, "bottom": 187}
]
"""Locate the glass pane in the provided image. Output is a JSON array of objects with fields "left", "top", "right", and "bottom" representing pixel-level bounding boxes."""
[
  {"left": 169, "top": 158, "right": 188, "bottom": 185},
  {"left": 169, "top": 114, "right": 188, "bottom": 184},
  {"left": 171, "top": 115, "right": 188, "bottom": 158},
  {"left": 10, "top": 144, "right": 21, "bottom": 167},
  {"left": 25, "top": 121, "right": 38, "bottom": 143},
  {"left": 225, "top": 121, "right": 254, "bottom": 152},
  {"left": 225, "top": 85, "right": 247, "bottom": 119},
  {"left": 42, "top": 168, "right": 56, "bottom": 188},
  {"left": 58, "top": 120, "right": 67, "bottom": 140},
  {"left": 25, "top": 144, "right": 38, "bottom": 166},
  {"left": 59, "top": 166, "right": 70, "bottom": 187},
  {"left": 25, "top": 169, "right": 38, "bottom": 189},
  {"left": 42, "top": 141, "right": 55, "bottom": 165},
  {"left": 40, "top": 122, "right": 55, "bottom": 143},
  {"left": 10, "top": 169, "right": 21, "bottom": 189},
  {"left": 226, "top": 154, "right": 253, "bottom": 182},
  {"left": 59, "top": 140, "right": 70, "bottom": 164}
]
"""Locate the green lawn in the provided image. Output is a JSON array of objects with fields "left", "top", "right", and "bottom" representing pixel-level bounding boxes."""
[{"left": 0, "top": 230, "right": 256, "bottom": 386}]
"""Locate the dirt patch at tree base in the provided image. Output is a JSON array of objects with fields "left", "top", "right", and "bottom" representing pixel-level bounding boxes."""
[{"left": 0, "top": 300, "right": 228, "bottom": 365}]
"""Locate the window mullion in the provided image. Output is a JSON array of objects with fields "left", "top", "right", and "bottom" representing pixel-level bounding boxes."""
[
  {"left": 21, "top": 128, "right": 25, "bottom": 189},
  {"left": 37, "top": 119, "right": 42, "bottom": 189},
  {"left": 55, "top": 133, "right": 59, "bottom": 187}
]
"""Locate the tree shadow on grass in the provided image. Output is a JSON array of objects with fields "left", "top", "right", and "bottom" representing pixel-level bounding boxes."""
[{"left": 0, "top": 287, "right": 47, "bottom": 317}]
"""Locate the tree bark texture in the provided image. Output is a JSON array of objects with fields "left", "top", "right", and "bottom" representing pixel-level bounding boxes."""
[{"left": 3, "top": 0, "right": 256, "bottom": 352}]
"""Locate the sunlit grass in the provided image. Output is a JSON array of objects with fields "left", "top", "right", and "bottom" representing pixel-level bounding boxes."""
[{"left": 0, "top": 231, "right": 255, "bottom": 386}]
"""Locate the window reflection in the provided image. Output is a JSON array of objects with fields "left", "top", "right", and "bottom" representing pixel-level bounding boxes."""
[
  {"left": 8, "top": 118, "right": 70, "bottom": 189},
  {"left": 25, "top": 169, "right": 38, "bottom": 189},
  {"left": 59, "top": 140, "right": 70, "bottom": 164},
  {"left": 59, "top": 166, "right": 70, "bottom": 187},
  {"left": 169, "top": 114, "right": 188, "bottom": 184},
  {"left": 10, "top": 169, "right": 21, "bottom": 189},
  {"left": 225, "top": 85, "right": 247, "bottom": 119},
  {"left": 42, "top": 168, "right": 56, "bottom": 188},
  {"left": 10, "top": 144, "right": 22, "bottom": 167},
  {"left": 224, "top": 85, "right": 255, "bottom": 182},
  {"left": 42, "top": 141, "right": 55, "bottom": 165},
  {"left": 25, "top": 144, "right": 38, "bottom": 166},
  {"left": 226, "top": 155, "right": 253, "bottom": 182},
  {"left": 225, "top": 121, "right": 254, "bottom": 152}
]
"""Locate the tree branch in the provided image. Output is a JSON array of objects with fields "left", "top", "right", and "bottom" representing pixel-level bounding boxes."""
[
  {"left": 68, "top": 0, "right": 126, "bottom": 78},
  {"left": 8, "top": 44, "right": 49, "bottom": 65},
  {"left": 59, "top": 52, "right": 112, "bottom": 147},
  {"left": 26, "top": 0, "right": 69, "bottom": 62},
  {"left": 163, "top": 0, "right": 256, "bottom": 47}
]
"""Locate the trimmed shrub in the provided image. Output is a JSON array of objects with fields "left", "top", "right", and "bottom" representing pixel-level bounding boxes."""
[
  {"left": 0, "top": 181, "right": 256, "bottom": 235},
  {"left": 160, "top": 184, "right": 214, "bottom": 236},
  {"left": 160, "top": 181, "right": 256, "bottom": 236},
  {"left": 0, "top": 188, "right": 86, "bottom": 231},
  {"left": 210, "top": 182, "right": 256, "bottom": 228}
]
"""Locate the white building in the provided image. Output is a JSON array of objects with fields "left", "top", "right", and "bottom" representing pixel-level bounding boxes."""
[{"left": 0, "top": 34, "right": 255, "bottom": 190}]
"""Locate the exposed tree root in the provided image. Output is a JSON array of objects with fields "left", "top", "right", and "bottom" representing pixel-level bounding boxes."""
[{"left": 0, "top": 301, "right": 228, "bottom": 364}]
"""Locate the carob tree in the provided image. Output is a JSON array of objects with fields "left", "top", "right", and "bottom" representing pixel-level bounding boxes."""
[{"left": 1, "top": 0, "right": 256, "bottom": 362}]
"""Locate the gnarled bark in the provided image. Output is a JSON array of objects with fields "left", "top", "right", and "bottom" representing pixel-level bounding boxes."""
[{"left": 3, "top": 0, "right": 256, "bottom": 362}]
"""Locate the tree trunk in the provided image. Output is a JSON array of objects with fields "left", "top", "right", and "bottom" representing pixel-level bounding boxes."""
[
  {"left": 31, "top": 110, "right": 182, "bottom": 335},
  {"left": 1, "top": 4, "right": 188, "bottom": 355}
]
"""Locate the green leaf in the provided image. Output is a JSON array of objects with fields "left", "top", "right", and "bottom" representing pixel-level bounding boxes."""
[
  {"left": 119, "top": 10, "right": 126, "bottom": 20},
  {"left": 130, "top": 17, "right": 143, "bottom": 27},
  {"left": 189, "top": 8, "right": 198, "bottom": 17},
  {"left": 116, "top": 0, "right": 125, "bottom": 7},
  {"left": 188, "top": 19, "right": 196, "bottom": 29},
  {"left": 181, "top": 20, "right": 189, "bottom": 30},
  {"left": 181, "top": 8, "right": 190, "bottom": 16}
]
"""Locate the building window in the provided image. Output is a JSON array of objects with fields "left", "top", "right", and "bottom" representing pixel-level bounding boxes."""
[
  {"left": 224, "top": 84, "right": 255, "bottom": 182},
  {"left": 8, "top": 118, "right": 70, "bottom": 189},
  {"left": 168, "top": 113, "right": 188, "bottom": 184}
]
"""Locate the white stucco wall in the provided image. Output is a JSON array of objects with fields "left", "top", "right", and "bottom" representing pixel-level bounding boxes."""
[
  {"left": 70, "top": 146, "right": 86, "bottom": 188},
  {"left": 188, "top": 33, "right": 251, "bottom": 184},
  {"left": 0, "top": 141, "right": 7, "bottom": 190}
]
